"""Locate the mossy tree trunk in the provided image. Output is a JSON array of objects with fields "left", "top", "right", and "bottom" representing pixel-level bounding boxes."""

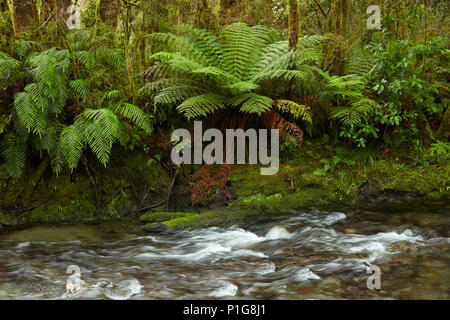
[
  {"left": 438, "top": 106, "right": 450, "bottom": 141},
  {"left": 99, "top": 0, "right": 120, "bottom": 27},
  {"left": 327, "top": 0, "right": 349, "bottom": 36},
  {"left": 6, "top": 0, "right": 16, "bottom": 37},
  {"left": 288, "top": 0, "right": 299, "bottom": 100}
]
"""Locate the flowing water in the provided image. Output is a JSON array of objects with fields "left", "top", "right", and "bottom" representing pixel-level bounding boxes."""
[{"left": 0, "top": 200, "right": 449, "bottom": 300}]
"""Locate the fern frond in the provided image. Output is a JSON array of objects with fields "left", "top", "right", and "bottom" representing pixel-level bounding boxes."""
[
  {"left": 229, "top": 93, "right": 273, "bottom": 114},
  {"left": 275, "top": 100, "right": 312, "bottom": 124},
  {"left": 75, "top": 117, "right": 111, "bottom": 167},
  {"left": 14, "top": 91, "right": 37, "bottom": 131},
  {"left": 331, "top": 98, "right": 377, "bottom": 126},
  {"left": 82, "top": 108, "right": 120, "bottom": 146},
  {"left": 102, "top": 90, "right": 120, "bottom": 101},
  {"left": 0, "top": 133, "right": 27, "bottom": 179},
  {"left": 60, "top": 125, "right": 84, "bottom": 171},
  {"left": 116, "top": 103, "right": 152, "bottom": 134},
  {"left": 0, "top": 52, "right": 21, "bottom": 77},
  {"left": 73, "top": 50, "right": 94, "bottom": 69},
  {"left": 221, "top": 23, "right": 271, "bottom": 80},
  {"left": 154, "top": 85, "right": 207, "bottom": 106},
  {"left": 69, "top": 79, "right": 90, "bottom": 97},
  {"left": 15, "top": 40, "right": 44, "bottom": 58},
  {"left": 177, "top": 94, "right": 227, "bottom": 119}
]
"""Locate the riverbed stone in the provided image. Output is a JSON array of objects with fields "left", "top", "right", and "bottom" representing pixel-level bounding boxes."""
[
  {"left": 386, "top": 241, "right": 415, "bottom": 253},
  {"left": 143, "top": 223, "right": 170, "bottom": 234}
]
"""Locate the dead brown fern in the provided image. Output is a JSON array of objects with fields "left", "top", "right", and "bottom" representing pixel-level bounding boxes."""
[
  {"left": 189, "top": 164, "right": 234, "bottom": 206},
  {"left": 261, "top": 111, "right": 304, "bottom": 146}
]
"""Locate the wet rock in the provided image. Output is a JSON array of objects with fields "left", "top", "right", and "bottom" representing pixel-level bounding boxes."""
[
  {"left": 394, "top": 268, "right": 416, "bottom": 278},
  {"left": 143, "top": 223, "right": 170, "bottom": 234},
  {"left": 296, "top": 286, "right": 314, "bottom": 295},
  {"left": 386, "top": 241, "right": 415, "bottom": 253},
  {"left": 361, "top": 225, "right": 390, "bottom": 234},
  {"left": 320, "top": 278, "right": 342, "bottom": 292}
]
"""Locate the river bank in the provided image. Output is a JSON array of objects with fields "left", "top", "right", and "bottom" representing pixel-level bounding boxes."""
[{"left": 1, "top": 141, "right": 448, "bottom": 232}]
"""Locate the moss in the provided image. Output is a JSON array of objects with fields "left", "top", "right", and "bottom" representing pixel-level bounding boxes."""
[
  {"left": 143, "top": 210, "right": 243, "bottom": 230},
  {"left": 140, "top": 143, "right": 449, "bottom": 231},
  {"left": 140, "top": 211, "right": 197, "bottom": 223},
  {"left": 1, "top": 149, "right": 172, "bottom": 225},
  {"left": 1, "top": 140, "right": 448, "bottom": 230}
]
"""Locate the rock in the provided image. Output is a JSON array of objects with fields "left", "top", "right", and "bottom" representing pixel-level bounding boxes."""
[
  {"left": 320, "top": 278, "right": 342, "bottom": 291},
  {"left": 394, "top": 268, "right": 416, "bottom": 278},
  {"left": 143, "top": 223, "right": 170, "bottom": 234},
  {"left": 386, "top": 241, "right": 415, "bottom": 253}
]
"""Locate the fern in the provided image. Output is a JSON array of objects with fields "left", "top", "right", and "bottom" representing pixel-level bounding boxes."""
[
  {"left": 69, "top": 79, "right": 90, "bottom": 97},
  {"left": 81, "top": 108, "right": 120, "bottom": 146},
  {"left": 15, "top": 40, "right": 44, "bottom": 59},
  {"left": 0, "top": 52, "right": 21, "bottom": 87},
  {"left": 116, "top": 103, "right": 153, "bottom": 134},
  {"left": 0, "top": 133, "right": 27, "bottom": 179},
  {"left": 1, "top": 39, "right": 152, "bottom": 178},
  {"left": 60, "top": 125, "right": 84, "bottom": 171},
  {"left": 147, "top": 23, "right": 317, "bottom": 125}
]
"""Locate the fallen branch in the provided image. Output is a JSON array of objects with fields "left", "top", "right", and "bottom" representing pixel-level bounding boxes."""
[
  {"left": 128, "top": 201, "right": 166, "bottom": 216},
  {"left": 2, "top": 195, "right": 52, "bottom": 214}
]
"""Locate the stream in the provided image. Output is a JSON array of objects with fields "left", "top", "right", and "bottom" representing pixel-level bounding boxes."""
[{"left": 0, "top": 200, "right": 449, "bottom": 299}]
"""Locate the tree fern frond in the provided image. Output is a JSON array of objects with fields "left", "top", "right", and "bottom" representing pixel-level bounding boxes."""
[
  {"left": 82, "top": 108, "right": 120, "bottom": 146},
  {"left": 154, "top": 85, "right": 207, "bottom": 106},
  {"left": 69, "top": 79, "right": 90, "bottom": 97},
  {"left": 60, "top": 125, "right": 84, "bottom": 171},
  {"left": 230, "top": 93, "right": 273, "bottom": 114},
  {"left": 73, "top": 50, "right": 94, "bottom": 69},
  {"left": 116, "top": 103, "right": 152, "bottom": 134},
  {"left": 221, "top": 23, "right": 271, "bottom": 80},
  {"left": 15, "top": 40, "right": 44, "bottom": 58},
  {"left": 0, "top": 133, "right": 27, "bottom": 179},
  {"left": 177, "top": 94, "right": 227, "bottom": 119},
  {"left": 275, "top": 100, "right": 312, "bottom": 124}
]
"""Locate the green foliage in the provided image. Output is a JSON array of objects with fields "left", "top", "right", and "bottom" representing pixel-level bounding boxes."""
[
  {"left": 145, "top": 23, "right": 318, "bottom": 123},
  {"left": 0, "top": 35, "right": 153, "bottom": 179},
  {"left": 0, "top": 51, "right": 21, "bottom": 87},
  {"left": 367, "top": 36, "right": 449, "bottom": 148}
]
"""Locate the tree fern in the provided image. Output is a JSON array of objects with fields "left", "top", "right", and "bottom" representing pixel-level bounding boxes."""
[
  {"left": 146, "top": 23, "right": 318, "bottom": 126},
  {"left": 1, "top": 38, "right": 153, "bottom": 178}
]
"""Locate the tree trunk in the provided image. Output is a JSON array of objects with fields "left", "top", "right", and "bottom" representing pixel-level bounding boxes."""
[
  {"left": 99, "top": 0, "right": 120, "bottom": 27},
  {"left": 437, "top": 106, "right": 450, "bottom": 141},
  {"left": 288, "top": 0, "right": 300, "bottom": 100},
  {"left": 327, "top": 0, "right": 349, "bottom": 35}
]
